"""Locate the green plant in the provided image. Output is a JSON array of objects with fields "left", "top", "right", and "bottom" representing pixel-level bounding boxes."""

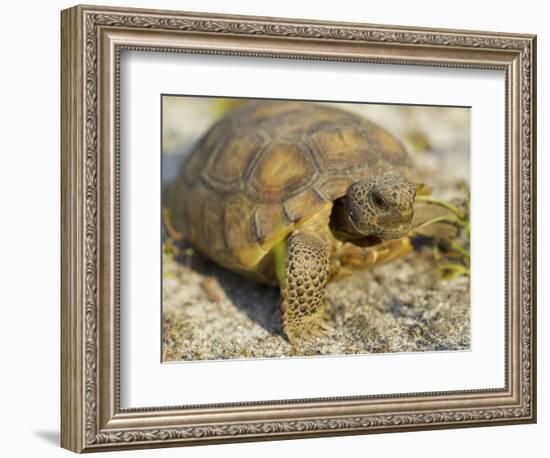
[{"left": 415, "top": 181, "right": 470, "bottom": 279}]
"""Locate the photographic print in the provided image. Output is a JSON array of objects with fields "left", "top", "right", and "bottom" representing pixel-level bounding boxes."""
[
  {"left": 61, "top": 5, "right": 536, "bottom": 451},
  {"left": 161, "top": 97, "right": 471, "bottom": 362}
]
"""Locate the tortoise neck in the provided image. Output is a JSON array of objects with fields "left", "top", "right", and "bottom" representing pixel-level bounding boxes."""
[
  {"left": 330, "top": 198, "right": 384, "bottom": 246},
  {"left": 329, "top": 197, "right": 362, "bottom": 241}
]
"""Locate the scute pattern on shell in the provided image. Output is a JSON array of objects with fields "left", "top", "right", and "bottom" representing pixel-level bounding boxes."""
[{"left": 169, "top": 100, "right": 411, "bottom": 271}]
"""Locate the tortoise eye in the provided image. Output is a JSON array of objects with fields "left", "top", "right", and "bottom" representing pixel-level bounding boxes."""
[{"left": 371, "top": 191, "right": 387, "bottom": 209}]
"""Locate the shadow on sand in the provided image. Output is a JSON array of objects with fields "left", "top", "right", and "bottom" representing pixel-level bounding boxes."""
[{"left": 171, "top": 245, "right": 284, "bottom": 338}]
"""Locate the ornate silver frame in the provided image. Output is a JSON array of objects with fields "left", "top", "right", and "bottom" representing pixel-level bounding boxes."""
[{"left": 61, "top": 4, "right": 537, "bottom": 453}]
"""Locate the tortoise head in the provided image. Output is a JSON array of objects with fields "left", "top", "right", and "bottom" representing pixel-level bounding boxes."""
[{"left": 342, "top": 174, "right": 415, "bottom": 240}]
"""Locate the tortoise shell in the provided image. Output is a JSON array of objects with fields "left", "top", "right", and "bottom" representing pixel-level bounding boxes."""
[{"left": 167, "top": 100, "right": 411, "bottom": 275}]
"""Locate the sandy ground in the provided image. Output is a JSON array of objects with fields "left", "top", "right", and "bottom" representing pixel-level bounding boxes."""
[{"left": 161, "top": 98, "right": 471, "bottom": 362}]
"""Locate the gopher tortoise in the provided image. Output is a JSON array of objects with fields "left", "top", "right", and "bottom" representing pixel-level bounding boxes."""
[{"left": 167, "top": 101, "right": 423, "bottom": 344}]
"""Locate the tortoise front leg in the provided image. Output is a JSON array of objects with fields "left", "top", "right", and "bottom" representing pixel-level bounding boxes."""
[
  {"left": 280, "top": 232, "right": 332, "bottom": 346},
  {"left": 330, "top": 237, "right": 412, "bottom": 282}
]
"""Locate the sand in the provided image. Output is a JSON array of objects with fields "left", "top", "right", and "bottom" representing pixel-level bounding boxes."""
[{"left": 162, "top": 244, "right": 470, "bottom": 361}]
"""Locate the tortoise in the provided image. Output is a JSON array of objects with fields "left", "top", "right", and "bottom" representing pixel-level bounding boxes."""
[{"left": 167, "top": 100, "right": 422, "bottom": 345}]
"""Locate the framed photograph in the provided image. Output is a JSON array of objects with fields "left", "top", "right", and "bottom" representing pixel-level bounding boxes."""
[{"left": 61, "top": 4, "right": 537, "bottom": 453}]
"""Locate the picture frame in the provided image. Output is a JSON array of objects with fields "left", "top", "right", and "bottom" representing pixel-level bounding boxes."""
[{"left": 61, "top": 4, "right": 537, "bottom": 453}]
